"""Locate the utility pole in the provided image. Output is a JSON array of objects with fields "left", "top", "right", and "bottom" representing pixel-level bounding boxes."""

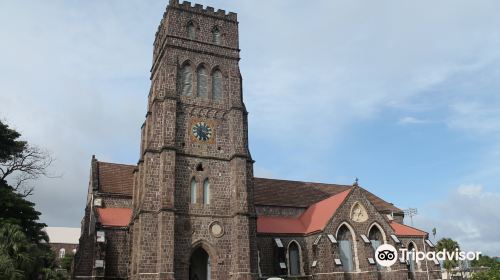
[{"left": 404, "top": 208, "right": 418, "bottom": 226}]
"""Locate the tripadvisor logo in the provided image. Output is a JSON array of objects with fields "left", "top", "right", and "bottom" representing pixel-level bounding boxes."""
[
  {"left": 374, "top": 244, "right": 481, "bottom": 267},
  {"left": 375, "top": 244, "right": 398, "bottom": 267}
]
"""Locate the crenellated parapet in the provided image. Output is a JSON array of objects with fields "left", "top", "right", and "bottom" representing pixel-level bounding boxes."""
[
  {"left": 151, "top": 0, "right": 240, "bottom": 77},
  {"left": 168, "top": 0, "right": 237, "bottom": 22}
]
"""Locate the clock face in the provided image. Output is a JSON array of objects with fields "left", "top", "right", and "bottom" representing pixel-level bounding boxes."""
[{"left": 191, "top": 122, "right": 213, "bottom": 142}]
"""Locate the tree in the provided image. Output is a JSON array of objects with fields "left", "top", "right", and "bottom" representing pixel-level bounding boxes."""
[
  {"left": 0, "top": 120, "right": 54, "bottom": 197},
  {"left": 472, "top": 255, "right": 497, "bottom": 268},
  {"left": 471, "top": 265, "right": 500, "bottom": 280},
  {"left": 436, "top": 238, "right": 460, "bottom": 279},
  {"left": 0, "top": 120, "right": 60, "bottom": 279},
  {"left": 0, "top": 223, "right": 33, "bottom": 280},
  {"left": 471, "top": 255, "right": 500, "bottom": 280},
  {"left": 60, "top": 252, "right": 74, "bottom": 271},
  {"left": 0, "top": 181, "right": 48, "bottom": 243},
  {"left": 0, "top": 121, "right": 26, "bottom": 162}
]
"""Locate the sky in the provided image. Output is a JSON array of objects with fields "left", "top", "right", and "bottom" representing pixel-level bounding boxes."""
[{"left": 1, "top": 0, "right": 499, "bottom": 256}]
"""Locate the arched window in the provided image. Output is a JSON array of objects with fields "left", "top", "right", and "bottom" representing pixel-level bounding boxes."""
[
  {"left": 212, "top": 26, "right": 221, "bottom": 44},
  {"left": 337, "top": 225, "right": 355, "bottom": 272},
  {"left": 59, "top": 248, "right": 66, "bottom": 259},
  {"left": 408, "top": 242, "right": 417, "bottom": 274},
  {"left": 190, "top": 178, "right": 197, "bottom": 203},
  {"left": 203, "top": 179, "right": 210, "bottom": 205},
  {"left": 180, "top": 64, "right": 193, "bottom": 96},
  {"left": 197, "top": 65, "right": 208, "bottom": 98},
  {"left": 369, "top": 225, "right": 384, "bottom": 270},
  {"left": 187, "top": 21, "right": 196, "bottom": 40},
  {"left": 212, "top": 70, "right": 222, "bottom": 101},
  {"left": 288, "top": 241, "right": 301, "bottom": 276}
]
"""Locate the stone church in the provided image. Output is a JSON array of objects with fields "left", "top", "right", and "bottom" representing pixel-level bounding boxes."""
[{"left": 72, "top": 1, "right": 442, "bottom": 279}]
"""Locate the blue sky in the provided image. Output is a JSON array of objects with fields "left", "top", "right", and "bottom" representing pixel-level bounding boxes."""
[{"left": 1, "top": 0, "right": 499, "bottom": 255}]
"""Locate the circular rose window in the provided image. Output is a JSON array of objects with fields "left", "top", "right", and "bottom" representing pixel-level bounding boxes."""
[{"left": 209, "top": 221, "right": 224, "bottom": 238}]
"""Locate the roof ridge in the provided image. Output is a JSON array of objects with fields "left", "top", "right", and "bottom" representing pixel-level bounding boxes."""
[
  {"left": 257, "top": 188, "right": 352, "bottom": 235},
  {"left": 98, "top": 161, "right": 136, "bottom": 168},
  {"left": 254, "top": 177, "right": 351, "bottom": 187},
  {"left": 390, "top": 220, "right": 427, "bottom": 234}
]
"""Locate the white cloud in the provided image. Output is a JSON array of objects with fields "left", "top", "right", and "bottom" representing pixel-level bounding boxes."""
[
  {"left": 1, "top": 0, "right": 500, "bottom": 231},
  {"left": 457, "top": 184, "right": 484, "bottom": 196},
  {"left": 398, "top": 116, "right": 428, "bottom": 125},
  {"left": 414, "top": 184, "right": 500, "bottom": 256},
  {"left": 448, "top": 101, "right": 500, "bottom": 136}
]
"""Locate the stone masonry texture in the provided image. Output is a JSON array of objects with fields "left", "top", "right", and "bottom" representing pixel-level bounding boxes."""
[{"left": 72, "top": 1, "right": 442, "bottom": 280}]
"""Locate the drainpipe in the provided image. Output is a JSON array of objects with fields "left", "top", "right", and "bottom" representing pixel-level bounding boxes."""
[{"left": 423, "top": 236, "right": 430, "bottom": 280}]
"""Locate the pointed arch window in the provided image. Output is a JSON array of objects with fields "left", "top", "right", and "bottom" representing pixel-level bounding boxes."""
[
  {"left": 59, "top": 248, "right": 66, "bottom": 259},
  {"left": 212, "top": 26, "right": 221, "bottom": 45},
  {"left": 338, "top": 225, "right": 354, "bottom": 272},
  {"left": 180, "top": 64, "right": 193, "bottom": 96},
  {"left": 203, "top": 179, "right": 210, "bottom": 205},
  {"left": 408, "top": 242, "right": 417, "bottom": 273},
  {"left": 187, "top": 21, "right": 196, "bottom": 40},
  {"left": 212, "top": 70, "right": 222, "bottom": 101},
  {"left": 197, "top": 65, "right": 208, "bottom": 98},
  {"left": 369, "top": 225, "right": 384, "bottom": 270},
  {"left": 288, "top": 242, "right": 300, "bottom": 276},
  {"left": 190, "top": 178, "right": 197, "bottom": 203}
]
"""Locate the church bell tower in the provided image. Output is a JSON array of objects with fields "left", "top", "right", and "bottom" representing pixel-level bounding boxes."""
[{"left": 129, "top": 1, "right": 258, "bottom": 279}]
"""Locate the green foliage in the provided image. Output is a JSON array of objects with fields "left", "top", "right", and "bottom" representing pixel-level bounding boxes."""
[
  {"left": 42, "top": 268, "right": 68, "bottom": 280},
  {"left": 60, "top": 252, "right": 74, "bottom": 271},
  {"left": 436, "top": 238, "right": 460, "bottom": 275},
  {"left": 0, "top": 120, "right": 63, "bottom": 279},
  {"left": 0, "top": 121, "right": 26, "bottom": 162},
  {"left": 472, "top": 254, "right": 497, "bottom": 268},
  {"left": 0, "top": 181, "right": 47, "bottom": 243},
  {"left": 471, "top": 255, "right": 500, "bottom": 280},
  {"left": 471, "top": 264, "right": 500, "bottom": 280},
  {"left": 0, "top": 223, "right": 33, "bottom": 279}
]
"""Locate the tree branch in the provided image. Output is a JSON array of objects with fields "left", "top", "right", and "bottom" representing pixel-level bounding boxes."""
[{"left": 0, "top": 145, "right": 56, "bottom": 196}]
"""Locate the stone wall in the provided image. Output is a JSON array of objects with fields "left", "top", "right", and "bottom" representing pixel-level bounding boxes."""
[
  {"left": 104, "top": 228, "right": 130, "bottom": 279},
  {"left": 256, "top": 187, "right": 441, "bottom": 280}
]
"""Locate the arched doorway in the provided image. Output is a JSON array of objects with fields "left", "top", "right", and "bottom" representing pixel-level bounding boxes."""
[{"left": 189, "top": 247, "right": 211, "bottom": 280}]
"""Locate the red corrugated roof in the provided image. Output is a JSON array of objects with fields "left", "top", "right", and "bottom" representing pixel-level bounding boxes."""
[
  {"left": 97, "top": 208, "right": 132, "bottom": 227},
  {"left": 257, "top": 189, "right": 351, "bottom": 234},
  {"left": 390, "top": 221, "right": 427, "bottom": 237}
]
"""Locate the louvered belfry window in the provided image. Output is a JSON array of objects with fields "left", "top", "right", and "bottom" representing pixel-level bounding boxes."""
[
  {"left": 180, "top": 64, "right": 193, "bottom": 96},
  {"left": 197, "top": 66, "right": 208, "bottom": 98},
  {"left": 212, "top": 27, "right": 221, "bottom": 44},
  {"left": 212, "top": 70, "right": 222, "bottom": 101},
  {"left": 187, "top": 22, "right": 196, "bottom": 39}
]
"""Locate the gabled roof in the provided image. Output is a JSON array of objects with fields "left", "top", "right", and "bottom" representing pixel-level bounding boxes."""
[
  {"left": 390, "top": 221, "right": 427, "bottom": 237},
  {"left": 257, "top": 189, "right": 351, "bottom": 234},
  {"left": 97, "top": 161, "right": 135, "bottom": 195},
  {"left": 96, "top": 208, "right": 132, "bottom": 227},
  {"left": 89, "top": 160, "right": 402, "bottom": 216},
  {"left": 254, "top": 178, "right": 403, "bottom": 214},
  {"left": 43, "top": 227, "right": 80, "bottom": 244}
]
